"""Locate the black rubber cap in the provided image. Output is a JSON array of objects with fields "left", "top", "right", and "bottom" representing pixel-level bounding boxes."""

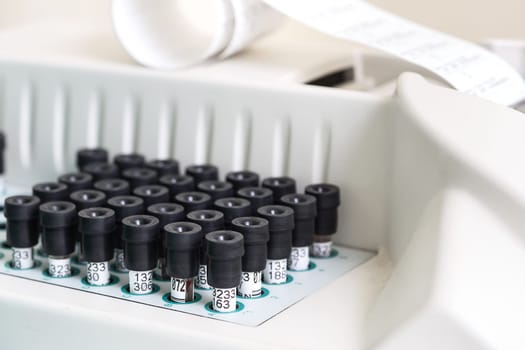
[
  {"left": 83, "top": 162, "right": 119, "bottom": 181},
  {"left": 226, "top": 171, "right": 259, "bottom": 192},
  {"left": 281, "top": 193, "right": 317, "bottom": 247},
  {"left": 114, "top": 153, "right": 145, "bottom": 174},
  {"left": 70, "top": 190, "right": 107, "bottom": 211},
  {"left": 187, "top": 210, "right": 224, "bottom": 265},
  {"left": 133, "top": 185, "right": 170, "bottom": 207},
  {"left": 262, "top": 177, "right": 297, "bottom": 203},
  {"left": 33, "top": 182, "right": 69, "bottom": 203},
  {"left": 257, "top": 205, "right": 294, "bottom": 260},
  {"left": 122, "top": 215, "right": 159, "bottom": 271},
  {"left": 94, "top": 178, "right": 130, "bottom": 197},
  {"left": 107, "top": 195, "right": 145, "bottom": 249},
  {"left": 77, "top": 148, "right": 109, "bottom": 171},
  {"left": 78, "top": 207, "right": 115, "bottom": 262},
  {"left": 186, "top": 164, "right": 218, "bottom": 184},
  {"left": 159, "top": 174, "right": 195, "bottom": 197},
  {"left": 164, "top": 222, "right": 203, "bottom": 278},
  {"left": 146, "top": 159, "right": 179, "bottom": 177},
  {"left": 237, "top": 187, "right": 273, "bottom": 215},
  {"left": 147, "top": 202, "right": 185, "bottom": 261},
  {"left": 39, "top": 201, "right": 77, "bottom": 256},
  {"left": 197, "top": 180, "right": 233, "bottom": 200},
  {"left": 305, "top": 184, "right": 340, "bottom": 235},
  {"left": 213, "top": 197, "right": 252, "bottom": 228},
  {"left": 231, "top": 217, "right": 269, "bottom": 272},
  {"left": 5, "top": 195, "right": 41, "bottom": 248},
  {"left": 122, "top": 167, "right": 157, "bottom": 190},
  {"left": 58, "top": 172, "right": 93, "bottom": 194},
  {"left": 206, "top": 230, "right": 244, "bottom": 289},
  {"left": 175, "top": 191, "right": 212, "bottom": 212}
]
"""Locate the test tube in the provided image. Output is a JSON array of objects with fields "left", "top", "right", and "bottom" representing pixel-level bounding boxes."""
[
  {"left": 226, "top": 170, "right": 259, "bottom": 192},
  {"left": 213, "top": 197, "right": 251, "bottom": 229},
  {"left": 232, "top": 217, "right": 269, "bottom": 298},
  {"left": 257, "top": 205, "right": 294, "bottom": 284},
  {"left": 147, "top": 202, "right": 185, "bottom": 280},
  {"left": 197, "top": 180, "right": 233, "bottom": 200},
  {"left": 79, "top": 207, "right": 116, "bottom": 286},
  {"left": 145, "top": 159, "right": 179, "bottom": 177},
  {"left": 206, "top": 230, "right": 244, "bottom": 313},
  {"left": 164, "top": 222, "right": 203, "bottom": 303},
  {"left": 5, "top": 195, "right": 40, "bottom": 269},
  {"left": 107, "top": 196, "right": 144, "bottom": 272},
  {"left": 82, "top": 163, "right": 119, "bottom": 181},
  {"left": 94, "top": 178, "right": 130, "bottom": 197},
  {"left": 237, "top": 187, "right": 273, "bottom": 215},
  {"left": 158, "top": 174, "right": 195, "bottom": 198},
  {"left": 262, "top": 177, "right": 296, "bottom": 203},
  {"left": 33, "top": 182, "right": 69, "bottom": 203},
  {"left": 186, "top": 209, "right": 224, "bottom": 289},
  {"left": 40, "top": 201, "right": 77, "bottom": 277},
  {"left": 175, "top": 191, "right": 213, "bottom": 212},
  {"left": 113, "top": 153, "right": 145, "bottom": 175},
  {"left": 281, "top": 193, "right": 317, "bottom": 270},
  {"left": 58, "top": 172, "right": 93, "bottom": 195},
  {"left": 122, "top": 215, "right": 160, "bottom": 295},
  {"left": 305, "top": 184, "right": 341, "bottom": 257},
  {"left": 76, "top": 148, "right": 109, "bottom": 171},
  {"left": 133, "top": 185, "right": 170, "bottom": 207},
  {"left": 122, "top": 168, "right": 158, "bottom": 190},
  {"left": 185, "top": 164, "right": 218, "bottom": 184}
]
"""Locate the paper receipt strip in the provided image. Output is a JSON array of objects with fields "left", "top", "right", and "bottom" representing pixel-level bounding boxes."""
[{"left": 112, "top": 0, "right": 525, "bottom": 106}]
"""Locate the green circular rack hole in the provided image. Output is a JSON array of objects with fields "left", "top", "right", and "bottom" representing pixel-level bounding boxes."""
[
  {"left": 204, "top": 301, "right": 245, "bottom": 314},
  {"left": 237, "top": 287, "right": 270, "bottom": 299},
  {"left": 311, "top": 248, "right": 339, "bottom": 259},
  {"left": 195, "top": 285, "right": 213, "bottom": 291},
  {"left": 4, "top": 259, "right": 42, "bottom": 270},
  {"left": 121, "top": 283, "right": 160, "bottom": 296},
  {"left": 42, "top": 266, "right": 81, "bottom": 278},
  {"left": 162, "top": 292, "right": 202, "bottom": 305},
  {"left": 81, "top": 275, "right": 120, "bottom": 287},
  {"left": 262, "top": 274, "right": 294, "bottom": 285}
]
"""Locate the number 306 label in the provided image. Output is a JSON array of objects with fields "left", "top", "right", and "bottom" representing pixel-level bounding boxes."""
[{"left": 213, "top": 287, "right": 236, "bottom": 313}]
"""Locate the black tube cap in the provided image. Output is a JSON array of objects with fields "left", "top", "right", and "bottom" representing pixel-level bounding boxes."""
[
  {"left": 197, "top": 180, "right": 233, "bottom": 200},
  {"left": 186, "top": 164, "right": 218, "bottom": 184},
  {"left": 133, "top": 185, "right": 170, "bottom": 207},
  {"left": 164, "top": 222, "right": 203, "bottom": 278},
  {"left": 281, "top": 193, "right": 317, "bottom": 247},
  {"left": 257, "top": 205, "right": 294, "bottom": 260},
  {"left": 146, "top": 159, "right": 179, "bottom": 177},
  {"left": 79, "top": 207, "right": 115, "bottom": 262},
  {"left": 114, "top": 153, "right": 145, "bottom": 173},
  {"left": 107, "top": 195, "right": 145, "bottom": 249},
  {"left": 175, "top": 191, "right": 212, "bottom": 212},
  {"left": 83, "top": 162, "right": 119, "bottom": 181},
  {"left": 231, "top": 217, "right": 269, "bottom": 272},
  {"left": 147, "top": 202, "right": 185, "bottom": 261},
  {"left": 58, "top": 172, "right": 93, "bottom": 195},
  {"left": 159, "top": 174, "right": 195, "bottom": 197},
  {"left": 39, "top": 201, "right": 77, "bottom": 256},
  {"left": 77, "top": 148, "right": 109, "bottom": 171},
  {"left": 187, "top": 210, "right": 224, "bottom": 265},
  {"left": 237, "top": 187, "right": 273, "bottom": 215},
  {"left": 214, "top": 197, "right": 251, "bottom": 228},
  {"left": 5, "top": 195, "right": 41, "bottom": 248},
  {"left": 226, "top": 171, "right": 259, "bottom": 192},
  {"left": 70, "top": 190, "right": 107, "bottom": 211},
  {"left": 122, "top": 215, "right": 159, "bottom": 271},
  {"left": 206, "top": 230, "right": 244, "bottom": 288},
  {"left": 33, "top": 182, "right": 69, "bottom": 203},
  {"left": 94, "top": 178, "right": 130, "bottom": 197},
  {"left": 262, "top": 177, "right": 297, "bottom": 203},
  {"left": 305, "top": 184, "right": 340, "bottom": 235},
  {"left": 122, "top": 167, "right": 157, "bottom": 190}
]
